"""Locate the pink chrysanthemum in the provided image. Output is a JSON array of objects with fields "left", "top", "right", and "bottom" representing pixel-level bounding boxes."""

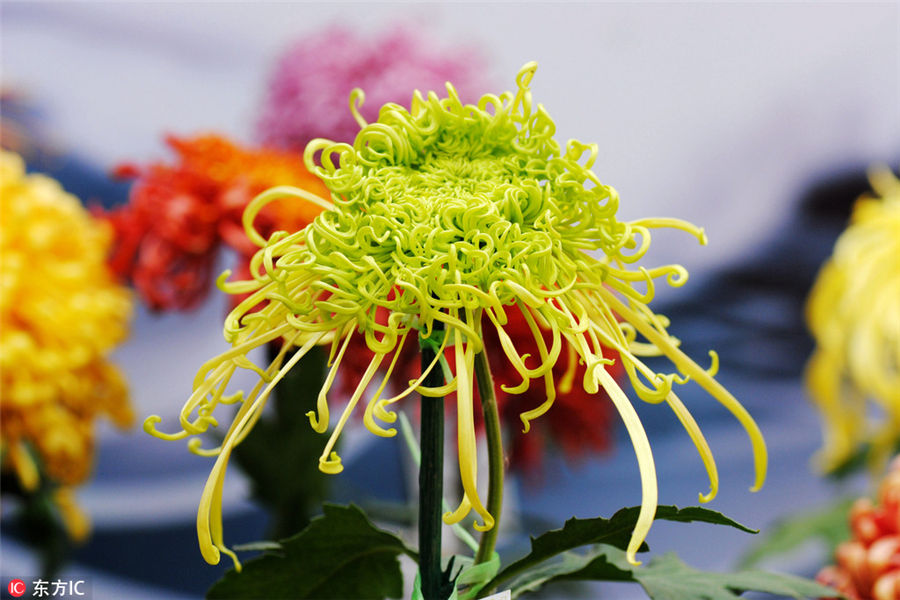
[{"left": 257, "top": 26, "right": 490, "bottom": 150}]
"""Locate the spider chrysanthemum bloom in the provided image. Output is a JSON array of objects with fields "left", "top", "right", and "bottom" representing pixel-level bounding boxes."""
[
  {"left": 806, "top": 168, "right": 900, "bottom": 473},
  {"left": 148, "top": 63, "right": 766, "bottom": 568},
  {"left": 0, "top": 151, "right": 133, "bottom": 539}
]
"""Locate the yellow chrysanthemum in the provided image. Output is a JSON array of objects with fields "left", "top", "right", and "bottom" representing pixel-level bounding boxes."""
[
  {"left": 0, "top": 151, "right": 133, "bottom": 539},
  {"left": 806, "top": 168, "right": 900, "bottom": 473},
  {"left": 148, "top": 63, "right": 766, "bottom": 568}
]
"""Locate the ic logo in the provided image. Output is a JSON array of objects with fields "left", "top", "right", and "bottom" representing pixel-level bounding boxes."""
[{"left": 7, "top": 579, "right": 26, "bottom": 598}]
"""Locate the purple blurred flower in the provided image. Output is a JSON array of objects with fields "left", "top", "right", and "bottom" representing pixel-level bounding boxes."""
[{"left": 258, "top": 26, "right": 490, "bottom": 150}]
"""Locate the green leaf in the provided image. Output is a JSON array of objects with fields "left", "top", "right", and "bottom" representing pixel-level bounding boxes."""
[
  {"left": 1, "top": 456, "right": 75, "bottom": 579},
  {"left": 207, "top": 504, "right": 416, "bottom": 599},
  {"left": 827, "top": 445, "right": 872, "bottom": 480},
  {"left": 488, "top": 505, "right": 756, "bottom": 592},
  {"left": 506, "top": 550, "right": 631, "bottom": 597},
  {"left": 229, "top": 345, "right": 331, "bottom": 538},
  {"left": 510, "top": 545, "right": 842, "bottom": 599},
  {"left": 629, "top": 552, "right": 841, "bottom": 600},
  {"left": 411, "top": 553, "right": 502, "bottom": 600},
  {"left": 827, "top": 438, "right": 900, "bottom": 480},
  {"left": 739, "top": 496, "right": 855, "bottom": 567},
  {"left": 456, "top": 552, "right": 501, "bottom": 600}
]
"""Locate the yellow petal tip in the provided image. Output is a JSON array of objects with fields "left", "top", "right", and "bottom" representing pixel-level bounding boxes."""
[
  {"left": 319, "top": 452, "right": 343, "bottom": 474},
  {"left": 306, "top": 410, "right": 328, "bottom": 434},
  {"left": 473, "top": 516, "right": 496, "bottom": 532},
  {"left": 200, "top": 545, "right": 221, "bottom": 566}
]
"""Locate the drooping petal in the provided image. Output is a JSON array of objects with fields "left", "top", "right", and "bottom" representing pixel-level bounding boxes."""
[
  {"left": 598, "top": 286, "right": 768, "bottom": 492},
  {"left": 594, "top": 366, "right": 657, "bottom": 566},
  {"left": 444, "top": 317, "right": 494, "bottom": 532},
  {"left": 317, "top": 351, "right": 386, "bottom": 474}
]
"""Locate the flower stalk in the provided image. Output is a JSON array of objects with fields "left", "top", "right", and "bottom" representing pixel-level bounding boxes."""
[
  {"left": 419, "top": 327, "right": 449, "bottom": 600},
  {"left": 474, "top": 349, "right": 503, "bottom": 568}
]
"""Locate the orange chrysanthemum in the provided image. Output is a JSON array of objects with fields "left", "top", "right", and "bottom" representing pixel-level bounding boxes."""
[{"left": 100, "top": 134, "right": 328, "bottom": 310}]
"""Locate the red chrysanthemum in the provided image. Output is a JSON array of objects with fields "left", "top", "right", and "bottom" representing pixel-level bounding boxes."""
[
  {"left": 817, "top": 456, "right": 900, "bottom": 600},
  {"left": 99, "top": 134, "right": 328, "bottom": 310},
  {"left": 338, "top": 306, "right": 621, "bottom": 475}
]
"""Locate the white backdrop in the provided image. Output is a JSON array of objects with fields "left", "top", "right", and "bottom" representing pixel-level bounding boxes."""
[
  {"left": 4, "top": 2, "right": 897, "bottom": 277},
  {"left": 2, "top": 3, "right": 898, "bottom": 599}
]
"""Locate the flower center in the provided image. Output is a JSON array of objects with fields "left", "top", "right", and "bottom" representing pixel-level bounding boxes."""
[{"left": 314, "top": 152, "right": 558, "bottom": 298}]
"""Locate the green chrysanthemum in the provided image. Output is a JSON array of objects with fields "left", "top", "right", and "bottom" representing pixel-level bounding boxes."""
[{"left": 147, "top": 63, "right": 767, "bottom": 569}]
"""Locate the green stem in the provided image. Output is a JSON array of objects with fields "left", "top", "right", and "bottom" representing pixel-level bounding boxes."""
[
  {"left": 398, "top": 411, "right": 480, "bottom": 553},
  {"left": 473, "top": 349, "right": 503, "bottom": 566},
  {"left": 419, "top": 331, "right": 447, "bottom": 600}
]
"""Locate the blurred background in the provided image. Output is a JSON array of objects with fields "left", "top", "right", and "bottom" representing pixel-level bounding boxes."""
[{"left": 1, "top": 2, "right": 898, "bottom": 599}]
